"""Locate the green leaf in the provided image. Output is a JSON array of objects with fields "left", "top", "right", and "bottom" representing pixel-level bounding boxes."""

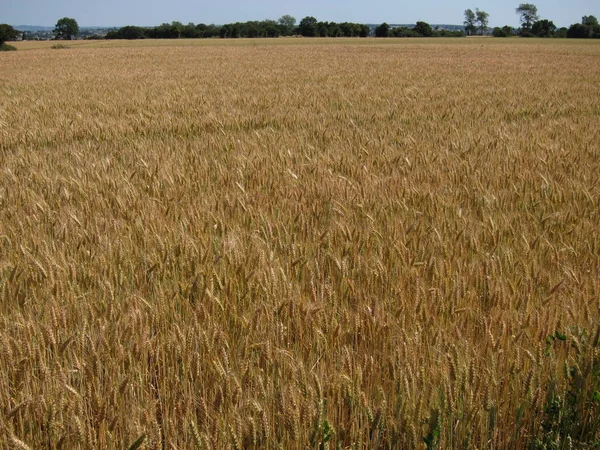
[{"left": 127, "top": 434, "right": 146, "bottom": 450}]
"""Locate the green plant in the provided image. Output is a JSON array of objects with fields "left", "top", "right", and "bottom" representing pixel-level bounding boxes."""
[
  {"left": 0, "top": 42, "right": 16, "bottom": 51},
  {"left": 423, "top": 409, "right": 442, "bottom": 450},
  {"left": 532, "top": 330, "right": 600, "bottom": 449}
]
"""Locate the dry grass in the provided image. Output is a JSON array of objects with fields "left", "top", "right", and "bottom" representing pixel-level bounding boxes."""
[{"left": 1, "top": 38, "right": 599, "bottom": 449}]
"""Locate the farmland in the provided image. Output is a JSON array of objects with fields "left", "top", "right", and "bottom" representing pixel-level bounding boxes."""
[{"left": 1, "top": 38, "right": 599, "bottom": 448}]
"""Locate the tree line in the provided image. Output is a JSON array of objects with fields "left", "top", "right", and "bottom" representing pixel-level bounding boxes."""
[
  {"left": 2, "top": 3, "right": 599, "bottom": 48},
  {"left": 374, "top": 22, "right": 464, "bottom": 38},
  {"left": 103, "top": 16, "right": 372, "bottom": 40},
  {"left": 469, "top": 3, "right": 600, "bottom": 39},
  {"left": 100, "top": 7, "right": 600, "bottom": 40},
  {"left": 104, "top": 17, "right": 465, "bottom": 40}
]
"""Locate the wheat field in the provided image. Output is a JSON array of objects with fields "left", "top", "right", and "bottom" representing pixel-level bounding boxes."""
[{"left": 1, "top": 38, "right": 599, "bottom": 449}]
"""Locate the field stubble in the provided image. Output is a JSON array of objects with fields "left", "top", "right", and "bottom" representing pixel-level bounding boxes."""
[{"left": 1, "top": 39, "right": 600, "bottom": 448}]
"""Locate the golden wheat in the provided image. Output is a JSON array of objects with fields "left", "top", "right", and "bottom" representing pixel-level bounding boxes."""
[{"left": 1, "top": 37, "right": 599, "bottom": 448}]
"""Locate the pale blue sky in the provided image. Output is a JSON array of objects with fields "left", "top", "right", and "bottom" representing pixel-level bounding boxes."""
[{"left": 5, "top": 0, "right": 599, "bottom": 28}]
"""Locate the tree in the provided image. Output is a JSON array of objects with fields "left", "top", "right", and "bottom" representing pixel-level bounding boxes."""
[
  {"left": 181, "top": 23, "right": 200, "bottom": 38},
  {"left": 54, "top": 17, "right": 79, "bottom": 40},
  {"left": 391, "top": 26, "right": 415, "bottom": 37},
  {"left": 476, "top": 9, "right": 489, "bottom": 35},
  {"left": 0, "top": 24, "right": 19, "bottom": 45},
  {"left": 171, "top": 21, "right": 184, "bottom": 38},
  {"left": 110, "top": 25, "right": 146, "bottom": 40},
  {"left": 532, "top": 19, "right": 556, "bottom": 37},
  {"left": 278, "top": 15, "right": 296, "bottom": 34},
  {"left": 582, "top": 15, "right": 598, "bottom": 27},
  {"left": 464, "top": 9, "right": 477, "bottom": 36},
  {"left": 298, "top": 16, "right": 318, "bottom": 37},
  {"left": 260, "top": 20, "right": 281, "bottom": 38},
  {"left": 149, "top": 22, "right": 181, "bottom": 39},
  {"left": 360, "top": 24, "right": 371, "bottom": 37},
  {"left": 492, "top": 25, "right": 516, "bottom": 37},
  {"left": 196, "top": 23, "right": 220, "bottom": 38},
  {"left": 339, "top": 22, "right": 357, "bottom": 37},
  {"left": 503, "top": 25, "right": 515, "bottom": 36},
  {"left": 374, "top": 23, "right": 390, "bottom": 37},
  {"left": 567, "top": 23, "right": 591, "bottom": 38},
  {"left": 515, "top": 4, "right": 539, "bottom": 31},
  {"left": 329, "top": 23, "right": 342, "bottom": 37},
  {"left": 413, "top": 21, "right": 433, "bottom": 37},
  {"left": 581, "top": 16, "right": 600, "bottom": 38},
  {"left": 219, "top": 24, "right": 231, "bottom": 38},
  {"left": 566, "top": 16, "right": 600, "bottom": 39},
  {"left": 555, "top": 27, "right": 568, "bottom": 38},
  {"left": 318, "top": 23, "right": 328, "bottom": 37},
  {"left": 219, "top": 23, "right": 241, "bottom": 38},
  {"left": 492, "top": 27, "right": 508, "bottom": 37}
]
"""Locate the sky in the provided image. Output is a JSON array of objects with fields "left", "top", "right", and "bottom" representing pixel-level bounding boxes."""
[{"left": 4, "top": 0, "right": 599, "bottom": 29}]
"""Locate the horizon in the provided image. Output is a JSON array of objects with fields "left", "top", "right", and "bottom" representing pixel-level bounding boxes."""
[
  {"left": 5, "top": 0, "right": 599, "bottom": 30},
  {"left": 12, "top": 22, "right": 468, "bottom": 29}
]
